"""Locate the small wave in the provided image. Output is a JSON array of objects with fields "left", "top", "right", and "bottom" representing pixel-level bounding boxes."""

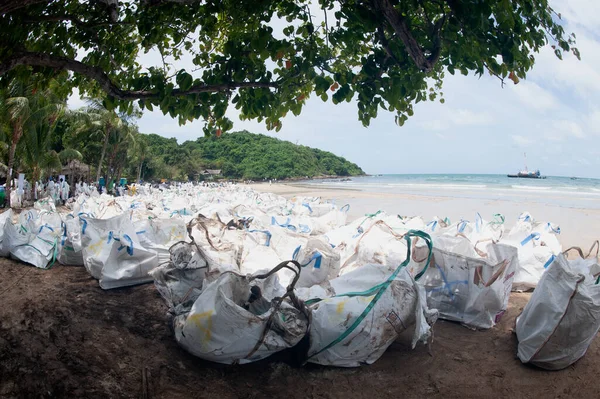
[
  {"left": 384, "top": 183, "right": 487, "bottom": 189},
  {"left": 511, "top": 185, "right": 552, "bottom": 190}
]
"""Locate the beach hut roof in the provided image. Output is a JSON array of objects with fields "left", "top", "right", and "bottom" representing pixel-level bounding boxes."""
[{"left": 62, "top": 159, "right": 91, "bottom": 175}]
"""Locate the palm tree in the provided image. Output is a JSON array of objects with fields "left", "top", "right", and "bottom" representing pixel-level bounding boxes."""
[
  {"left": 105, "top": 121, "right": 137, "bottom": 189},
  {"left": 69, "top": 100, "right": 141, "bottom": 189},
  {"left": 132, "top": 130, "right": 148, "bottom": 183},
  {"left": 20, "top": 102, "right": 66, "bottom": 184},
  {"left": 0, "top": 80, "right": 63, "bottom": 206},
  {"left": 68, "top": 100, "right": 123, "bottom": 186}
]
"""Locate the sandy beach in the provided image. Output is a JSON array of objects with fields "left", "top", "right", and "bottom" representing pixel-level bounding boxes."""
[{"left": 248, "top": 182, "right": 600, "bottom": 250}]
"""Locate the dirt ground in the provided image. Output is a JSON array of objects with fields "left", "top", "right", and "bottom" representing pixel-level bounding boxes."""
[{"left": 1, "top": 258, "right": 598, "bottom": 399}]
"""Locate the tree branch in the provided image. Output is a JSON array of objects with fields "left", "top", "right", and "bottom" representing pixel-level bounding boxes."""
[
  {"left": 376, "top": 26, "right": 401, "bottom": 65},
  {"left": 371, "top": 0, "right": 446, "bottom": 73},
  {"left": 23, "top": 14, "right": 133, "bottom": 29},
  {"left": 0, "top": 0, "right": 52, "bottom": 15},
  {"left": 0, "top": 51, "right": 279, "bottom": 101}
]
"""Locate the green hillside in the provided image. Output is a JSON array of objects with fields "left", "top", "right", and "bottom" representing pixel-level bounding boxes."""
[{"left": 140, "top": 130, "right": 365, "bottom": 181}]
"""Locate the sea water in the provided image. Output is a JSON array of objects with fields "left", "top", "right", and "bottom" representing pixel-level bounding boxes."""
[{"left": 300, "top": 174, "right": 600, "bottom": 209}]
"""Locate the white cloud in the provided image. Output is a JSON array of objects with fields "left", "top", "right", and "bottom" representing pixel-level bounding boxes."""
[
  {"left": 577, "top": 158, "right": 592, "bottom": 165},
  {"left": 551, "top": 0, "right": 600, "bottom": 33},
  {"left": 419, "top": 119, "right": 446, "bottom": 131},
  {"left": 586, "top": 109, "right": 600, "bottom": 135},
  {"left": 512, "top": 135, "right": 534, "bottom": 146},
  {"left": 418, "top": 108, "right": 493, "bottom": 131},
  {"left": 512, "top": 81, "right": 559, "bottom": 111},
  {"left": 448, "top": 109, "right": 494, "bottom": 126},
  {"left": 555, "top": 120, "right": 586, "bottom": 138}
]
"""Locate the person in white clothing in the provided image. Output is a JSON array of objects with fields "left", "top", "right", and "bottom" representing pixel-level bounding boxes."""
[
  {"left": 34, "top": 180, "right": 41, "bottom": 200},
  {"left": 47, "top": 178, "right": 56, "bottom": 204},
  {"left": 59, "top": 178, "right": 69, "bottom": 205}
]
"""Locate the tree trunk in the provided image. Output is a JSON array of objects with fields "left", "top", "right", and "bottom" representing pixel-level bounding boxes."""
[
  {"left": 115, "top": 163, "right": 123, "bottom": 188},
  {"left": 69, "top": 161, "right": 74, "bottom": 196},
  {"left": 5, "top": 126, "right": 21, "bottom": 208},
  {"left": 105, "top": 146, "right": 116, "bottom": 193},
  {"left": 137, "top": 159, "right": 144, "bottom": 183},
  {"left": 96, "top": 126, "right": 110, "bottom": 185}
]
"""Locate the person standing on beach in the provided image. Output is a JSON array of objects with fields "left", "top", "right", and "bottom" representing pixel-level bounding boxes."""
[
  {"left": 59, "top": 178, "right": 69, "bottom": 205},
  {"left": 47, "top": 177, "right": 56, "bottom": 204}
]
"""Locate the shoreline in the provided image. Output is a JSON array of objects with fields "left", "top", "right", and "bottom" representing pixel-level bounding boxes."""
[{"left": 247, "top": 182, "right": 600, "bottom": 250}]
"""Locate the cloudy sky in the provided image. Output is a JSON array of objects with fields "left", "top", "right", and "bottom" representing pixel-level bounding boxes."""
[{"left": 69, "top": 0, "right": 600, "bottom": 178}]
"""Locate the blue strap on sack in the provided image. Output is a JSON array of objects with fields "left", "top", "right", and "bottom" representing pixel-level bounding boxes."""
[
  {"left": 117, "top": 234, "right": 134, "bottom": 256},
  {"left": 546, "top": 223, "right": 561, "bottom": 234},
  {"left": 543, "top": 254, "right": 556, "bottom": 269},
  {"left": 38, "top": 224, "right": 54, "bottom": 233},
  {"left": 292, "top": 245, "right": 323, "bottom": 269},
  {"left": 247, "top": 229, "right": 272, "bottom": 246},
  {"left": 271, "top": 216, "right": 297, "bottom": 232},
  {"left": 520, "top": 232, "right": 540, "bottom": 246},
  {"left": 427, "top": 220, "right": 438, "bottom": 232}
]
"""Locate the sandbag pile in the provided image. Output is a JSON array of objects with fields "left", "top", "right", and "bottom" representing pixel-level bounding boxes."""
[{"left": 1, "top": 183, "right": 598, "bottom": 370}]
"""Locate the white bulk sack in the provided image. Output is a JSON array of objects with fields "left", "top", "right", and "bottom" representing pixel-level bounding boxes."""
[
  {"left": 11, "top": 226, "right": 59, "bottom": 269},
  {"left": 504, "top": 212, "right": 562, "bottom": 291},
  {"left": 304, "top": 233, "right": 436, "bottom": 367},
  {"left": 240, "top": 243, "right": 283, "bottom": 278},
  {"left": 324, "top": 211, "right": 387, "bottom": 248},
  {"left": 34, "top": 197, "right": 56, "bottom": 213},
  {"left": 187, "top": 216, "right": 243, "bottom": 275},
  {"left": 57, "top": 217, "right": 84, "bottom": 266},
  {"left": 172, "top": 262, "right": 309, "bottom": 364},
  {"left": 339, "top": 220, "right": 410, "bottom": 276},
  {"left": 0, "top": 209, "right": 14, "bottom": 245},
  {"left": 443, "top": 213, "right": 505, "bottom": 243},
  {"left": 516, "top": 248, "right": 600, "bottom": 370},
  {"left": 419, "top": 235, "right": 518, "bottom": 329},
  {"left": 268, "top": 227, "right": 308, "bottom": 262},
  {"left": 270, "top": 215, "right": 313, "bottom": 235},
  {"left": 81, "top": 214, "right": 158, "bottom": 289},
  {"left": 310, "top": 205, "right": 349, "bottom": 236},
  {"left": 292, "top": 237, "right": 341, "bottom": 288},
  {"left": 1, "top": 217, "right": 32, "bottom": 257},
  {"left": 134, "top": 218, "right": 188, "bottom": 265},
  {"left": 150, "top": 241, "right": 210, "bottom": 315}
]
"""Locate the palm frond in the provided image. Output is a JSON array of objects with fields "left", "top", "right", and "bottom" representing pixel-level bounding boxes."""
[{"left": 59, "top": 148, "right": 83, "bottom": 162}]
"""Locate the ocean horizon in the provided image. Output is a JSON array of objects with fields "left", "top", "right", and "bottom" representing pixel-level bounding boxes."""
[{"left": 300, "top": 174, "right": 600, "bottom": 210}]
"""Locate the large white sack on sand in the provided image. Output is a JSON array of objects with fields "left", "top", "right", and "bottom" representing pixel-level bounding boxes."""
[
  {"left": 418, "top": 235, "right": 518, "bottom": 329},
  {"left": 516, "top": 249, "right": 600, "bottom": 370},
  {"left": 172, "top": 264, "right": 308, "bottom": 364}
]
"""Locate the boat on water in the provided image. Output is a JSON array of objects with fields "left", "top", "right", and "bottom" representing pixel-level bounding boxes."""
[
  {"left": 507, "top": 153, "right": 546, "bottom": 179},
  {"left": 507, "top": 170, "right": 546, "bottom": 179}
]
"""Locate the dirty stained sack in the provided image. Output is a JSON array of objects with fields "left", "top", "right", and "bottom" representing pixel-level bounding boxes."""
[
  {"left": 173, "top": 271, "right": 308, "bottom": 364},
  {"left": 418, "top": 235, "right": 518, "bottom": 329},
  {"left": 305, "top": 263, "right": 436, "bottom": 367}
]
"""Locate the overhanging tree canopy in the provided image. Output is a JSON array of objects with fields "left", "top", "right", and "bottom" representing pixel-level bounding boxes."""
[{"left": 0, "top": 0, "right": 579, "bottom": 133}]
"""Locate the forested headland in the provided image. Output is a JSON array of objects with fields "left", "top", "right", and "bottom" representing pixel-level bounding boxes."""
[{"left": 143, "top": 131, "right": 365, "bottom": 181}]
